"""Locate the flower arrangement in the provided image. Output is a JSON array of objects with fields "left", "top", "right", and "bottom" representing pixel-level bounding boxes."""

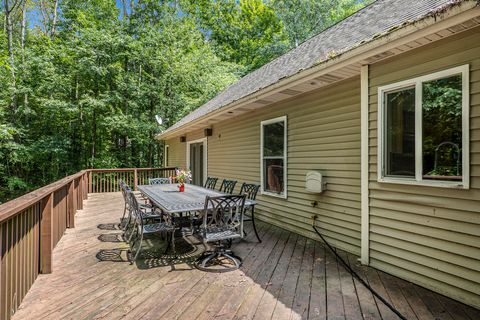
[
  {"left": 175, "top": 169, "right": 192, "bottom": 183},
  {"left": 174, "top": 169, "right": 192, "bottom": 191}
]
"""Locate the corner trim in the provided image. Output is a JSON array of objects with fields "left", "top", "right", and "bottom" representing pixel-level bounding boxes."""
[{"left": 360, "top": 65, "right": 369, "bottom": 265}]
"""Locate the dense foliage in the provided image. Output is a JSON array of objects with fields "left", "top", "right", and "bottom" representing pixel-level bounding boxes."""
[{"left": 0, "top": 0, "right": 371, "bottom": 202}]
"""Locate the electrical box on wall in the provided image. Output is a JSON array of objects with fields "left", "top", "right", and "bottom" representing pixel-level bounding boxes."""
[{"left": 306, "top": 171, "right": 326, "bottom": 193}]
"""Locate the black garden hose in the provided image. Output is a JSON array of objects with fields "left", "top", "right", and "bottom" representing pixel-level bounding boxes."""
[{"left": 312, "top": 224, "right": 408, "bottom": 320}]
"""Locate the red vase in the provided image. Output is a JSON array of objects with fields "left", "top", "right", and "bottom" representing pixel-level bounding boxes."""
[{"left": 179, "top": 184, "right": 185, "bottom": 192}]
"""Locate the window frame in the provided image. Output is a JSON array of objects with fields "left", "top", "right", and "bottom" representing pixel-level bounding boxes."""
[
  {"left": 260, "top": 116, "right": 287, "bottom": 198},
  {"left": 377, "top": 64, "right": 469, "bottom": 189}
]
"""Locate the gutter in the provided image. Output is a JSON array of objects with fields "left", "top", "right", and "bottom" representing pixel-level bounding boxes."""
[{"left": 158, "top": 1, "right": 479, "bottom": 140}]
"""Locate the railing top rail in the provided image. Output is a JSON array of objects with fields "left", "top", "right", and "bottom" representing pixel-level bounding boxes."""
[
  {"left": 89, "top": 167, "right": 177, "bottom": 173},
  {"left": 0, "top": 170, "right": 88, "bottom": 223},
  {"left": 0, "top": 167, "right": 178, "bottom": 223}
]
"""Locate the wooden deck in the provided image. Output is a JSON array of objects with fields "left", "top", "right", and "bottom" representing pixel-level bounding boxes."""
[{"left": 12, "top": 192, "right": 479, "bottom": 320}]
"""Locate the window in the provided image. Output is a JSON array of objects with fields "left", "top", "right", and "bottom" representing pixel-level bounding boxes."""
[
  {"left": 261, "top": 116, "right": 287, "bottom": 198},
  {"left": 378, "top": 65, "right": 469, "bottom": 188}
]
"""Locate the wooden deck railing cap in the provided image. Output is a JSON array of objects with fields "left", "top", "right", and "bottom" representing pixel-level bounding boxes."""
[{"left": 0, "top": 170, "right": 87, "bottom": 222}]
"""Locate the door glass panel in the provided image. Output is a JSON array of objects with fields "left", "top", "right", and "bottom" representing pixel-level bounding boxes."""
[{"left": 190, "top": 142, "right": 204, "bottom": 186}]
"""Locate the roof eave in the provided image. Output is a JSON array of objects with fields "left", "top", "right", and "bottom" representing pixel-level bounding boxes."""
[{"left": 157, "top": 1, "right": 479, "bottom": 141}]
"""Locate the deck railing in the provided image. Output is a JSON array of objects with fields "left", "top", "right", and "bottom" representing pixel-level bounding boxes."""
[
  {"left": 88, "top": 167, "right": 177, "bottom": 193},
  {"left": 0, "top": 167, "right": 176, "bottom": 320}
]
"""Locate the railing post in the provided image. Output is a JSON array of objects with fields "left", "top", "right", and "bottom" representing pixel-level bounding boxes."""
[
  {"left": 67, "top": 181, "right": 75, "bottom": 228},
  {"left": 134, "top": 169, "right": 138, "bottom": 191},
  {"left": 84, "top": 172, "right": 88, "bottom": 199},
  {"left": 77, "top": 177, "right": 82, "bottom": 210},
  {"left": 88, "top": 171, "right": 92, "bottom": 194},
  {"left": 73, "top": 179, "right": 78, "bottom": 211},
  {"left": 0, "top": 223, "right": 4, "bottom": 319},
  {"left": 40, "top": 194, "right": 53, "bottom": 274}
]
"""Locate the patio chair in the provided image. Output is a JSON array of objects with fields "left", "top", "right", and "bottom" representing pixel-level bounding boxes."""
[
  {"left": 219, "top": 179, "right": 237, "bottom": 194},
  {"left": 204, "top": 177, "right": 218, "bottom": 190},
  {"left": 127, "top": 191, "right": 176, "bottom": 263},
  {"left": 195, "top": 194, "right": 246, "bottom": 271},
  {"left": 149, "top": 177, "right": 172, "bottom": 185},
  {"left": 119, "top": 180, "right": 153, "bottom": 229},
  {"left": 239, "top": 183, "right": 262, "bottom": 242},
  {"left": 120, "top": 181, "right": 161, "bottom": 234}
]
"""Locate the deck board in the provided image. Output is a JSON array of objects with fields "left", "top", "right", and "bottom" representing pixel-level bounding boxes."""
[{"left": 12, "top": 192, "right": 480, "bottom": 320}]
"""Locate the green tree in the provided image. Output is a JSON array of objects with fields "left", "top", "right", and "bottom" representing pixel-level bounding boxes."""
[
  {"left": 272, "top": 0, "right": 374, "bottom": 48},
  {"left": 183, "top": 0, "right": 288, "bottom": 72}
]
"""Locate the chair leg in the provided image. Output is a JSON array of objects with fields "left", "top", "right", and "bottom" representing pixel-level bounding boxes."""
[
  {"left": 164, "top": 232, "right": 171, "bottom": 254},
  {"left": 131, "top": 229, "right": 144, "bottom": 263},
  {"left": 171, "top": 230, "right": 176, "bottom": 257},
  {"left": 120, "top": 203, "right": 127, "bottom": 229},
  {"left": 127, "top": 221, "right": 137, "bottom": 243},
  {"left": 200, "top": 252, "right": 217, "bottom": 268},
  {"left": 122, "top": 214, "right": 132, "bottom": 237},
  {"left": 223, "top": 252, "right": 242, "bottom": 268},
  {"left": 251, "top": 208, "right": 262, "bottom": 243}
]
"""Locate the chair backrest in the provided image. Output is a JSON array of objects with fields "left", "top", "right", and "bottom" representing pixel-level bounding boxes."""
[
  {"left": 239, "top": 183, "right": 260, "bottom": 201},
  {"left": 119, "top": 180, "right": 131, "bottom": 201},
  {"left": 204, "top": 177, "right": 218, "bottom": 190},
  {"left": 149, "top": 177, "right": 171, "bottom": 185},
  {"left": 219, "top": 179, "right": 237, "bottom": 194},
  {"left": 126, "top": 191, "right": 144, "bottom": 223},
  {"left": 202, "top": 195, "right": 246, "bottom": 238}
]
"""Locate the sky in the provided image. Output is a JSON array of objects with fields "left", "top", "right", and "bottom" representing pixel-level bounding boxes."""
[{"left": 27, "top": 0, "right": 131, "bottom": 29}]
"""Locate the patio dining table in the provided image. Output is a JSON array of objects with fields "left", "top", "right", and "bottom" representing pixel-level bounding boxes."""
[{"left": 137, "top": 183, "right": 255, "bottom": 214}]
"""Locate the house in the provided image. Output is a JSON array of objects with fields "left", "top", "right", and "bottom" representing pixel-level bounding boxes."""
[{"left": 157, "top": 0, "right": 480, "bottom": 309}]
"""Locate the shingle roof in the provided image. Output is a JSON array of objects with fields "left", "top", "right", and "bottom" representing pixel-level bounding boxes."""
[{"left": 162, "top": 0, "right": 467, "bottom": 135}]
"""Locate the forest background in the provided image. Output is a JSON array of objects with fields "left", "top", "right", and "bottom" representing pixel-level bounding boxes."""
[{"left": 0, "top": 0, "right": 372, "bottom": 202}]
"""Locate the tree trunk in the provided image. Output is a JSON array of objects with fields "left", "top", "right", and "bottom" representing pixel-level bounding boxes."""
[
  {"left": 20, "top": 0, "right": 26, "bottom": 55},
  {"left": 21, "top": 0, "right": 28, "bottom": 110},
  {"left": 4, "top": 0, "right": 18, "bottom": 111},
  {"left": 51, "top": 0, "right": 58, "bottom": 37},
  {"left": 91, "top": 110, "right": 96, "bottom": 166},
  {"left": 121, "top": 0, "right": 128, "bottom": 20}
]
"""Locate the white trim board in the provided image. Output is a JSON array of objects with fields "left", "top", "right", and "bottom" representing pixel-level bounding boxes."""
[
  {"left": 260, "top": 116, "right": 288, "bottom": 199},
  {"left": 360, "top": 65, "right": 369, "bottom": 265},
  {"left": 186, "top": 138, "right": 208, "bottom": 186},
  {"left": 164, "top": 144, "right": 170, "bottom": 167}
]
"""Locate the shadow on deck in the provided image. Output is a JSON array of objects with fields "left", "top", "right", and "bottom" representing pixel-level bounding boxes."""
[{"left": 12, "top": 193, "right": 480, "bottom": 320}]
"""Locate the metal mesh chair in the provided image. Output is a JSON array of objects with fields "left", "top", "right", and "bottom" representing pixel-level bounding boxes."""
[
  {"left": 127, "top": 191, "right": 175, "bottom": 263},
  {"left": 149, "top": 177, "right": 172, "bottom": 185},
  {"left": 120, "top": 181, "right": 161, "bottom": 234},
  {"left": 119, "top": 180, "right": 130, "bottom": 228},
  {"left": 195, "top": 194, "right": 246, "bottom": 271},
  {"left": 204, "top": 177, "right": 218, "bottom": 190},
  {"left": 239, "top": 183, "right": 261, "bottom": 242},
  {"left": 219, "top": 179, "right": 237, "bottom": 194}
]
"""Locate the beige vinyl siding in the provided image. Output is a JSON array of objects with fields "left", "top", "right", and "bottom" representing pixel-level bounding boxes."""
[
  {"left": 167, "top": 78, "right": 362, "bottom": 254},
  {"left": 165, "top": 137, "right": 186, "bottom": 169},
  {"left": 165, "top": 129, "right": 205, "bottom": 170},
  {"left": 368, "top": 27, "right": 480, "bottom": 308}
]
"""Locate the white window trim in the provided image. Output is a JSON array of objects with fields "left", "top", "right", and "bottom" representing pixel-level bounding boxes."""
[
  {"left": 186, "top": 138, "right": 208, "bottom": 185},
  {"left": 164, "top": 144, "right": 169, "bottom": 167},
  {"left": 260, "top": 116, "right": 287, "bottom": 199},
  {"left": 377, "top": 64, "right": 469, "bottom": 189}
]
